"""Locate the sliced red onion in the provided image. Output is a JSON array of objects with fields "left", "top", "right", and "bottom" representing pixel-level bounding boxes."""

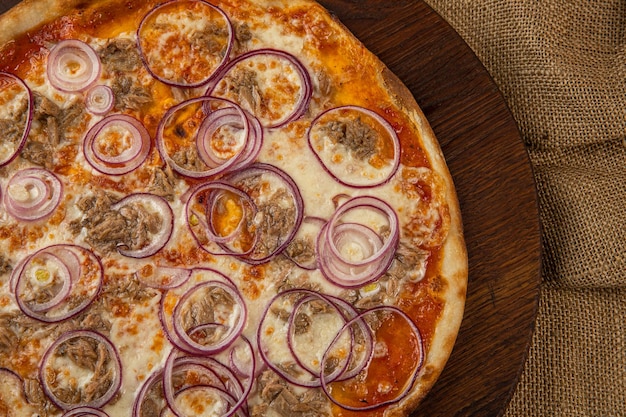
[
  {"left": 14, "top": 245, "right": 103, "bottom": 323},
  {"left": 195, "top": 106, "right": 263, "bottom": 171},
  {"left": 0, "top": 72, "right": 33, "bottom": 167},
  {"left": 47, "top": 39, "right": 101, "bottom": 93},
  {"left": 159, "top": 268, "right": 240, "bottom": 354},
  {"left": 161, "top": 338, "right": 254, "bottom": 417},
  {"left": 3, "top": 168, "right": 63, "bottom": 221},
  {"left": 317, "top": 196, "right": 399, "bottom": 288},
  {"left": 284, "top": 216, "right": 326, "bottom": 270},
  {"left": 39, "top": 330, "right": 122, "bottom": 410},
  {"left": 135, "top": 265, "right": 192, "bottom": 290},
  {"left": 171, "top": 280, "right": 247, "bottom": 355},
  {"left": 62, "top": 407, "right": 111, "bottom": 417},
  {"left": 157, "top": 97, "right": 261, "bottom": 179},
  {"left": 111, "top": 193, "right": 174, "bottom": 258},
  {"left": 83, "top": 114, "right": 151, "bottom": 175},
  {"left": 320, "top": 306, "right": 425, "bottom": 411},
  {"left": 85, "top": 84, "right": 114, "bottom": 115},
  {"left": 0, "top": 367, "right": 29, "bottom": 411},
  {"left": 225, "top": 163, "right": 304, "bottom": 265},
  {"left": 206, "top": 48, "right": 312, "bottom": 128},
  {"left": 137, "top": 0, "right": 234, "bottom": 87},
  {"left": 257, "top": 289, "right": 363, "bottom": 388},
  {"left": 308, "top": 106, "right": 401, "bottom": 188},
  {"left": 185, "top": 181, "right": 258, "bottom": 258}
]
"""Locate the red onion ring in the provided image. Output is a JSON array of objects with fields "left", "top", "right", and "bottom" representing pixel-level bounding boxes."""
[
  {"left": 171, "top": 280, "right": 247, "bottom": 355},
  {"left": 62, "top": 407, "right": 111, "bottom": 417},
  {"left": 161, "top": 337, "right": 254, "bottom": 417},
  {"left": 225, "top": 163, "right": 305, "bottom": 265},
  {"left": 83, "top": 114, "right": 151, "bottom": 175},
  {"left": 320, "top": 306, "right": 425, "bottom": 411},
  {"left": 47, "top": 39, "right": 102, "bottom": 92},
  {"left": 3, "top": 168, "right": 63, "bottom": 221},
  {"left": 206, "top": 48, "right": 313, "bottom": 128},
  {"left": 257, "top": 289, "right": 365, "bottom": 388},
  {"left": 17, "top": 251, "right": 72, "bottom": 313},
  {"left": 157, "top": 97, "right": 260, "bottom": 179},
  {"left": 137, "top": 0, "right": 234, "bottom": 88},
  {"left": 14, "top": 244, "right": 103, "bottom": 323},
  {"left": 0, "top": 367, "right": 29, "bottom": 410},
  {"left": 307, "top": 105, "right": 401, "bottom": 188},
  {"left": 39, "top": 330, "right": 122, "bottom": 410},
  {"left": 159, "top": 268, "right": 240, "bottom": 353},
  {"left": 284, "top": 216, "right": 326, "bottom": 270},
  {"left": 185, "top": 181, "right": 258, "bottom": 258},
  {"left": 317, "top": 196, "right": 399, "bottom": 288},
  {"left": 111, "top": 193, "right": 174, "bottom": 258},
  {"left": 0, "top": 72, "right": 33, "bottom": 167},
  {"left": 135, "top": 265, "right": 192, "bottom": 290},
  {"left": 85, "top": 84, "right": 114, "bottom": 115}
]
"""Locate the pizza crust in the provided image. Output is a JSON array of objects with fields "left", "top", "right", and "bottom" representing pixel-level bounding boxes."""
[{"left": 378, "top": 42, "right": 468, "bottom": 417}]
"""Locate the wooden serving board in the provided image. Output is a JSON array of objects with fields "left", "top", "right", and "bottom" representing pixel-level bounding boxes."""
[{"left": 0, "top": 1, "right": 542, "bottom": 416}]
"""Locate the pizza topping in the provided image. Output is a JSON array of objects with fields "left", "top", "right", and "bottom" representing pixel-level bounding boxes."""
[
  {"left": 208, "top": 49, "right": 313, "bottom": 128},
  {"left": 317, "top": 196, "right": 399, "bottom": 288},
  {"left": 83, "top": 113, "right": 151, "bottom": 176},
  {"left": 110, "top": 193, "right": 174, "bottom": 258},
  {"left": 63, "top": 407, "right": 111, "bottom": 417},
  {"left": 0, "top": 367, "right": 38, "bottom": 416},
  {"left": 308, "top": 106, "right": 401, "bottom": 188},
  {"left": 85, "top": 85, "right": 114, "bottom": 116},
  {"left": 13, "top": 245, "right": 103, "bottom": 323},
  {"left": 186, "top": 181, "right": 258, "bottom": 257},
  {"left": 284, "top": 216, "right": 325, "bottom": 270},
  {"left": 158, "top": 337, "right": 255, "bottom": 417},
  {"left": 258, "top": 289, "right": 373, "bottom": 390},
  {"left": 171, "top": 279, "right": 247, "bottom": 355},
  {"left": 0, "top": 72, "right": 32, "bottom": 167},
  {"left": 3, "top": 168, "right": 63, "bottom": 222},
  {"left": 99, "top": 38, "right": 143, "bottom": 74},
  {"left": 226, "top": 163, "right": 304, "bottom": 264},
  {"left": 110, "top": 76, "right": 153, "bottom": 112},
  {"left": 321, "top": 306, "right": 424, "bottom": 412},
  {"left": 137, "top": 0, "right": 234, "bottom": 87},
  {"left": 39, "top": 330, "right": 122, "bottom": 410},
  {"left": 157, "top": 96, "right": 262, "bottom": 178},
  {"left": 46, "top": 40, "right": 102, "bottom": 93}
]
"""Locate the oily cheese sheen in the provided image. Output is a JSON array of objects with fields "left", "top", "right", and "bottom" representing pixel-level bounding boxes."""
[{"left": 0, "top": 1, "right": 467, "bottom": 417}]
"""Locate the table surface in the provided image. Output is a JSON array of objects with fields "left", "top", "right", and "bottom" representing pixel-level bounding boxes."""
[{"left": 0, "top": 1, "right": 543, "bottom": 416}]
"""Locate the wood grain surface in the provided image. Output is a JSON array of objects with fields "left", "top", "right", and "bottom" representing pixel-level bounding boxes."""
[{"left": 0, "top": 1, "right": 542, "bottom": 416}]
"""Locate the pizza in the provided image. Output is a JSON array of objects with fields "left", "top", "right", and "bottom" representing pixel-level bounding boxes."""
[{"left": 0, "top": 0, "right": 467, "bottom": 416}]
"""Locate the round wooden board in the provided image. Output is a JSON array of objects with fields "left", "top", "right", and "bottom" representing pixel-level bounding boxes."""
[
  {"left": 315, "top": 1, "right": 542, "bottom": 416},
  {"left": 0, "top": 0, "right": 542, "bottom": 416}
]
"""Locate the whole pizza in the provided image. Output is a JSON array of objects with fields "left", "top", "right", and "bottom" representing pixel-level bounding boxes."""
[{"left": 0, "top": 0, "right": 467, "bottom": 416}]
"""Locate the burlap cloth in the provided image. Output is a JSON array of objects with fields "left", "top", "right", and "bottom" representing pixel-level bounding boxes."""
[{"left": 421, "top": 0, "right": 626, "bottom": 415}]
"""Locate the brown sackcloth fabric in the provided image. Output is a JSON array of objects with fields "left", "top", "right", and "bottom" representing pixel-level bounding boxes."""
[{"left": 422, "top": 0, "right": 626, "bottom": 416}]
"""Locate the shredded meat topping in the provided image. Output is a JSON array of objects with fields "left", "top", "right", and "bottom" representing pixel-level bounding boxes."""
[
  {"left": 191, "top": 22, "right": 228, "bottom": 56},
  {"left": 323, "top": 117, "right": 378, "bottom": 160},
  {"left": 226, "top": 68, "right": 263, "bottom": 115},
  {"left": 111, "top": 76, "right": 153, "bottom": 111},
  {"left": 69, "top": 192, "right": 163, "bottom": 254},
  {"left": 100, "top": 38, "right": 142, "bottom": 73},
  {"left": 149, "top": 165, "right": 177, "bottom": 201},
  {"left": 252, "top": 370, "right": 331, "bottom": 417}
]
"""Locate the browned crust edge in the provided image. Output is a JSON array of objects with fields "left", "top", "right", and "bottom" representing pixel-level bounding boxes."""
[
  {"left": 319, "top": 8, "right": 468, "bottom": 414},
  {"left": 380, "top": 66, "right": 468, "bottom": 417}
]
